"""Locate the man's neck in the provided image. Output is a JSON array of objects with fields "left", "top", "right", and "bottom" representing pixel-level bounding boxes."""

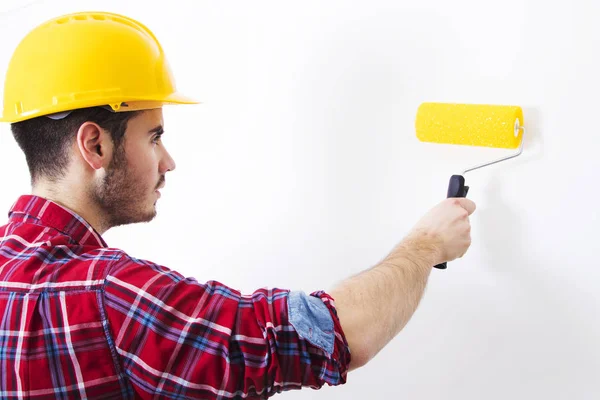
[{"left": 32, "top": 181, "right": 108, "bottom": 235}]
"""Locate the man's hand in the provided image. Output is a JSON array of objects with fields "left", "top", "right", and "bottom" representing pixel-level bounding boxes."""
[{"left": 406, "top": 197, "right": 477, "bottom": 266}]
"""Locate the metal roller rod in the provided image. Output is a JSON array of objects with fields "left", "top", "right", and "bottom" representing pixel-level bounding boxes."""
[{"left": 462, "top": 126, "right": 525, "bottom": 175}]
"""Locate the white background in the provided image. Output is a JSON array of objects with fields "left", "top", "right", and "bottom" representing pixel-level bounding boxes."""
[{"left": 1, "top": 1, "right": 599, "bottom": 399}]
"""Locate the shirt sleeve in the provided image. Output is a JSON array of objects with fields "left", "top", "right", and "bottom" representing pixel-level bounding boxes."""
[{"left": 102, "top": 255, "right": 351, "bottom": 399}]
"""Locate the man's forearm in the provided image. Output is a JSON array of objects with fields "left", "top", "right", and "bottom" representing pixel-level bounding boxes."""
[{"left": 329, "top": 231, "right": 439, "bottom": 370}]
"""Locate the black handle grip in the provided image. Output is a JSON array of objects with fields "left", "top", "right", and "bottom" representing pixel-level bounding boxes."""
[{"left": 434, "top": 175, "right": 469, "bottom": 270}]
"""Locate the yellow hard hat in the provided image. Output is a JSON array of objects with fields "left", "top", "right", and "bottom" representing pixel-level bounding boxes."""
[{"left": 0, "top": 11, "right": 198, "bottom": 123}]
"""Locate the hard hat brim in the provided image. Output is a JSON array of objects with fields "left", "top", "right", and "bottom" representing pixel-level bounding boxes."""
[{"left": 0, "top": 93, "right": 201, "bottom": 123}]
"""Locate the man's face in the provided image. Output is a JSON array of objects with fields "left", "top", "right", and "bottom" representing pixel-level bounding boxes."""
[{"left": 91, "top": 108, "right": 176, "bottom": 228}]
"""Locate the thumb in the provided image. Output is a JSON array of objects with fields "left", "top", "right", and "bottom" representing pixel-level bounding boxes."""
[{"left": 455, "top": 198, "right": 477, "bottom": 215}]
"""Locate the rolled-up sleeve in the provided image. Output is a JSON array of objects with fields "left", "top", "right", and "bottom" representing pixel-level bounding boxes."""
[{"left": 102, "top": 255, "right": 351, "bottom": 399}]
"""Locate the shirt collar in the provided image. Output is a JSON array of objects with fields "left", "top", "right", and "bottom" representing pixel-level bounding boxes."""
[{"left": 7, "top": 195, "right": 108, "bottom": 248}]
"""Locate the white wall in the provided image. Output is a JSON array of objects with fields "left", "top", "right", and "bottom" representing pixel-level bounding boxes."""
[{"left": 1, "top": 0, "right": 599, "bottom": 398}]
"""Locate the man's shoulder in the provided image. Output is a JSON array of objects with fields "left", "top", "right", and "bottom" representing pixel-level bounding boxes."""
[{"left": 101, "top": 249, "right": 188, "bottom": 287}]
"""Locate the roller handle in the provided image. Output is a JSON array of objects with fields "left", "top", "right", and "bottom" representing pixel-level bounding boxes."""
[{"left": 434, "top": 175, "right": 469, "bottom": 270}]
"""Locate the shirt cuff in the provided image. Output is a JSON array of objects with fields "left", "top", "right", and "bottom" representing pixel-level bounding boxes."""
[
  {"left": 287, "top": 290, "right": 335, "bottom": 354},
  {"left": 287, "top": 290, "right": 352, "bottom": 385}
]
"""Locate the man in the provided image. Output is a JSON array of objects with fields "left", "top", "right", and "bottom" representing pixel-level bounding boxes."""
[{"left": 0, "top": 11, "right": 475, "bottom": 400}]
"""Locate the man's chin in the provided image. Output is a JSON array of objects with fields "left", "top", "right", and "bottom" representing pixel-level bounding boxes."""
[
  {"left": 137, "top": 207, "right": 157, "bottom": 224},
  {"left": 109, "top": 208, "right": 157, "bottom": 229}
]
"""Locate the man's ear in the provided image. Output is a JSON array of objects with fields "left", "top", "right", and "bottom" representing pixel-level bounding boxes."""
[{"left": 76, "top": 122, "right": 113, "bottom": 170}]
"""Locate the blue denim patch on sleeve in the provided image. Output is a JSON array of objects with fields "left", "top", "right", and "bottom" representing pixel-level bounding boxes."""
[{"left": 287, "top": 291, "right": 334, "bottom": 355}]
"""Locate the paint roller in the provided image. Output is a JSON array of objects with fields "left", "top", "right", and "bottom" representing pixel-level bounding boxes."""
[{"left": 415, "top": 102, "right": 525, "bottom": 270}]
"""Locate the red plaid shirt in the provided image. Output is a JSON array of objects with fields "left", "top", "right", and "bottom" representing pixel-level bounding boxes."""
[{"left": 0, "top": 195, "right": 351, "bottom": 399}]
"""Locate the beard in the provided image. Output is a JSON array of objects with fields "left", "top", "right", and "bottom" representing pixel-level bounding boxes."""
[{"left": 91, "top": 146, "right": 164, "bottom": 229}]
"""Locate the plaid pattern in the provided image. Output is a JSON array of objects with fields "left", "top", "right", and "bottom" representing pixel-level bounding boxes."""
[{"left": 0, "top": 195, "right": 351, "bottom": 399}]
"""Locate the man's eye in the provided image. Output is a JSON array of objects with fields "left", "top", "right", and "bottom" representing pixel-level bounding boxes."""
[{"left": 152, "top": 135, "right": 162, "bottom": 144}]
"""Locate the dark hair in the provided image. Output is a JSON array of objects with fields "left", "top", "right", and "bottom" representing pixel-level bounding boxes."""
[{"left": 11, "top": 107, "right": 141, "bottom": 184}]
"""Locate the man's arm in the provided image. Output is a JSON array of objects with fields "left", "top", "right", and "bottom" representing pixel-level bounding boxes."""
[
  {"left": 102, "top": 255, "right": 352, "bottom": 399},
  {"left": 330, "top": 198, "right": 477, "bottom": 369}
]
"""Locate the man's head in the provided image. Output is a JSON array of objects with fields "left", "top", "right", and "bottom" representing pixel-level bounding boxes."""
[
  {"left": 11, "top": 107, "right": 176, "bottom": 230},
  {"left": 0, "top": 11, "right": 197, "bottom": 232}
]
